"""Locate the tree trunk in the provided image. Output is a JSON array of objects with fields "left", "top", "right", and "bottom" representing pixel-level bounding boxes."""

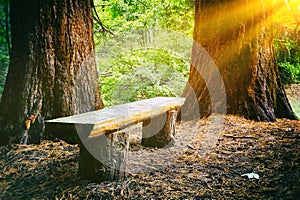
[
  {"left": 182, "top": 0, "right": 297, "bottom": 121},
  {"left": 0, "top": 0, "right": 103, "bottom": 145}
]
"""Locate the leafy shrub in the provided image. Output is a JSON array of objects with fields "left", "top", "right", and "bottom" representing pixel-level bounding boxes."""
[
  {"left": 278, "top": 62, "right": 300, "bottom": 84},
  {"left": 98, "top": 47, "right": 191, "bottom": 106},
  {"left": 274, "top": 37, "right": 300, "bottom": 84},
  {"left": 97, "top": 29, "right": 192, "bottom": 106}
]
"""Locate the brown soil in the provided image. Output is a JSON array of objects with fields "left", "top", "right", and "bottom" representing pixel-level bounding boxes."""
[{"left": 0, "top": 114, "right": 299, "bottom": 199}]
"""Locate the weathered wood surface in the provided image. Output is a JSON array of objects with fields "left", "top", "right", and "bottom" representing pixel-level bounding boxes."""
[{"left": 46, "top": 97, "right": 185, "bottom": 143}]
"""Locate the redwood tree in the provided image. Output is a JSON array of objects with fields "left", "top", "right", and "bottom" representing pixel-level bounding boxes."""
[
  {"left": 182, "top": 0, "right": 297, "bottom": 121},
  {"left": 0, "top": 0, "right": 103, "bottom": 145}
]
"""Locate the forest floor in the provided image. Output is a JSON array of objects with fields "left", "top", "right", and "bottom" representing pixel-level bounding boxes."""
[{"left": 0, "top": 84, "right": 299, "bottom": 200}]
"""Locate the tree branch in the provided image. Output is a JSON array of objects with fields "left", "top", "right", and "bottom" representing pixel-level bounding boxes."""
[
  {"left": 91, "top": 0, "right": 114, "bottom": 35},
  {"left": 136, "top": 0, "right": 148, "bottom": 7}
]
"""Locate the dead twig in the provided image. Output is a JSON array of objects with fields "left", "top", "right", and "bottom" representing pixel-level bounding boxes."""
[
  {"left": 203, "top": 179, "right": 213, "bottom": 190},
  {"left": 223, "top": 135, "right": 257, "bottom": 139}
]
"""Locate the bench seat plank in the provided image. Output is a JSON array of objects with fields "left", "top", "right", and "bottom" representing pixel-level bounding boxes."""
[{"left": 46, "top": 97, "right": 185, "bottom": 139}]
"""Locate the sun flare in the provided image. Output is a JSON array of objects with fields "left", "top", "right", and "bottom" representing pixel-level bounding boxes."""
[{"left": 288, "top": 0, "right": 300, "bottom": 11}]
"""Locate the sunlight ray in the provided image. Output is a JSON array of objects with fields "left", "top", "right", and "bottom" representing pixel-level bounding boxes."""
[{"left": 196, "top": 0, "right": 288, "bottom": 46}]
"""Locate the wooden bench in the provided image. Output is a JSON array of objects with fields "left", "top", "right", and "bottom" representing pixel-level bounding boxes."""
[{"left": 45, "top": 97, "right": 185, "bottom": 181}]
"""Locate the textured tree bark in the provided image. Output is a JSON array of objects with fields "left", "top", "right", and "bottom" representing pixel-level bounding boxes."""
[
  {"left": 79, "top": 131, "right": 128, "bottom": 181},
  {"left": 0, "top": 0, "right": 103, "bottom": 145},
  {"left": 141, "top": 110, "right": 177, "bottom": 148},
  {"left": 182, "top": 0, "right": 297, "bottom": 121}
]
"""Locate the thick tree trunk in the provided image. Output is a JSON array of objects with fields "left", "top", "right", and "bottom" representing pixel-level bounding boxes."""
[
  {"left": 182, "top": 0, "right": 297, "bottom": 121},
  {"left": 0, "top": 0, "right": 103, "bottom": 145}
]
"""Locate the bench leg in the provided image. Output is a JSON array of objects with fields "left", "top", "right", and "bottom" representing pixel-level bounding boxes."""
[
  {"left": 79, "top": 131, "right": 128, "bottom": 181},
  {"left": 141, "top": 110, "right": 177, "bottom": 148}
]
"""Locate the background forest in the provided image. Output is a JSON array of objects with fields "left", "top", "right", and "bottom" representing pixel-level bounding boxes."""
[
  {"left": 0, "top": 0, "right": 299, "bottom": 115},
  {"left": 0, "top": 1, "right": 299, "bottom": 199}
]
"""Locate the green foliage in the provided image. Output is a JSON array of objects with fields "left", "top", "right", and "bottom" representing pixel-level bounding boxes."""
[
  {"left": 273, "top": 1, "right": 300, "bottom": 85},
  {"left": 93, "top": 0, "right": 194, "bottom": 46},
  {"left": 277, "top": 62, "right": 300, "bottom": 84},
  {"left": 100, "top": 51, "right": 190, "bottom": 106},
  {"left": 98, "top": 30, "right": 192, "bottom": 106},
  {"left": 94, "top": 0, "right": 194, "bottom": 34},
  {"left": 94, "top": 0, "right": 194, "bottom": 106},
  {"left": 274, "top": 37, "right": 300, "bottom": 84}
]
